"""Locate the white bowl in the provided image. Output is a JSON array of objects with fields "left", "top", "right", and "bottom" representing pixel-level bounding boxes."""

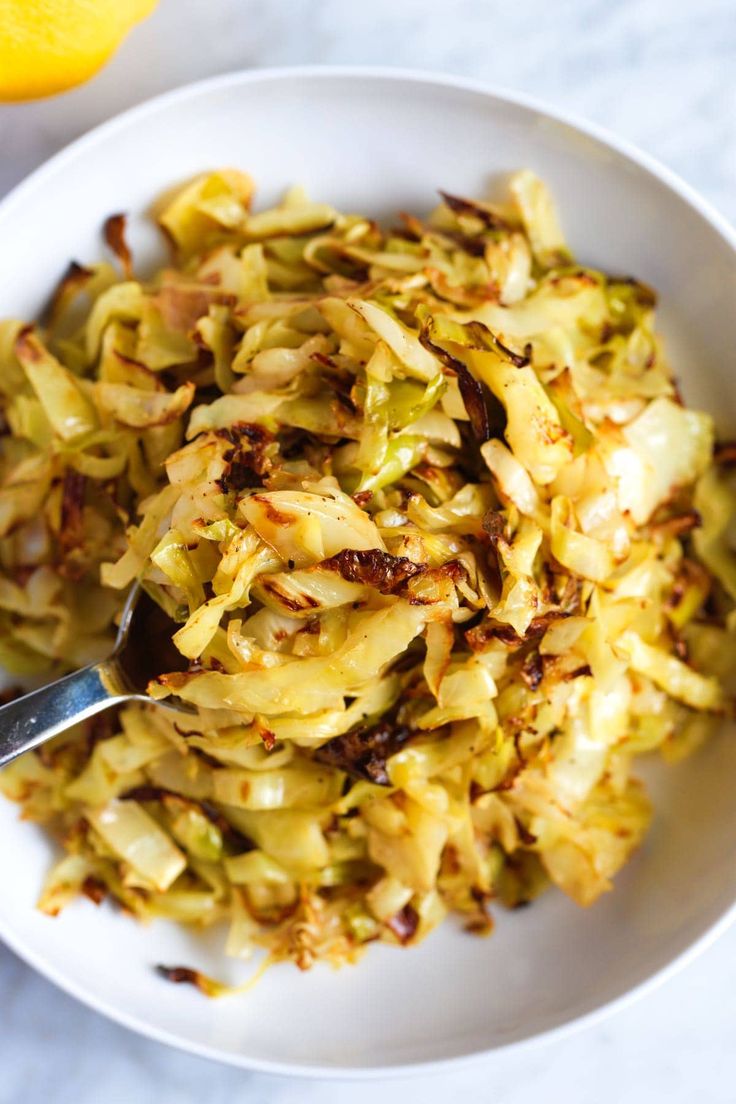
[{"left": 2, "top": 67, "right": 736, "bottom": 1078}]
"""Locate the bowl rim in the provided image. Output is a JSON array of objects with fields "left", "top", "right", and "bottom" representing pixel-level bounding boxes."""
[{"left": 2, "top": 63, "right": 736, "bottom": 1080}]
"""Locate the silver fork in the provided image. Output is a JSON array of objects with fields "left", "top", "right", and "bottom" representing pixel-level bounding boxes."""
[{"left": 0, "top": 584, "right": 193, "bottom": 768}]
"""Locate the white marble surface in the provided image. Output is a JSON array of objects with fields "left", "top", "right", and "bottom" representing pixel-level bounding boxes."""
[{"left": 1, "top": 0, "right": 735, "bottom": 1100}]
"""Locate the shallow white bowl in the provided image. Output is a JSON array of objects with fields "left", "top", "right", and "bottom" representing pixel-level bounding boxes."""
[{"left": 2, "top": 67, "right": 736, "bottom": 1078}]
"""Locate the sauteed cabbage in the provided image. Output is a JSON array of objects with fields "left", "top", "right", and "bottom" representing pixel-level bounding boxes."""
[{"left": 1, "top": 169, "right": 734, "bottom": 987}]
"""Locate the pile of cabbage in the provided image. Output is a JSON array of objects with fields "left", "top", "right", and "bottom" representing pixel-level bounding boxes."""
[{"left": 1, "top": 168, "right": 735, "bottom": 984}]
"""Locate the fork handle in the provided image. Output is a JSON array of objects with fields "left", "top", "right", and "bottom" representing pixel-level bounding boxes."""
[{"left": 0, "top": 660, "right": 130, "bottom": 768}]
